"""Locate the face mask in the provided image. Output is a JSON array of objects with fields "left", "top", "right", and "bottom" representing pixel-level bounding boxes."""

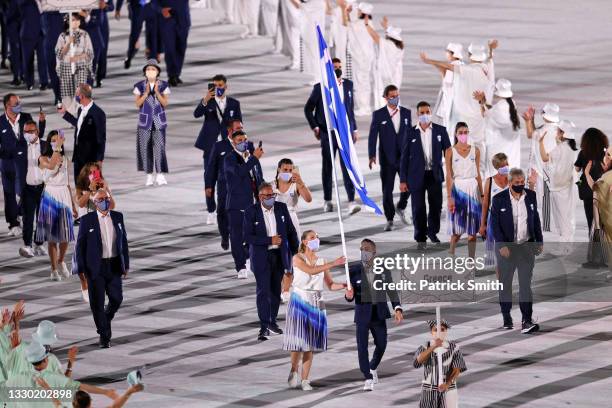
[
  {"left": 11, "top": 104, "right": 22, "bottom": 114},
  {"left": 75, "top": 95, "right": 81, "bottom": 104},
  {"left": 262, "top": 197, "right": 275, "bottom": 208},
  {"left": 334, "top": 68, "right": 342, "bottom": 78},
  {"left": 388, "top": 97, "right": 399, "bottom": 106},
  {"left": 498, "top": 165, "right": 510, "bottom": 175},
  {"left": 456, "top": 133, "right": 468, "bottom": 144},
  {"left": 278, "top": 172, "right": 292, "bottom": 182},
  {"left": 95, "top": 198, "right": 111, "bottom": 212},
  {"left": 145, "top": 72, "right": 157, "bottom": 81},
  {"left": 511, "top": 184, "right": 525, "bottom": 194},
  {"left": 216, "top": 87, "right": 225, "bottom": 97},
  {"left": 418, "top": 114, "right": 431, "bottom": 124},
  {"left": 306, "top": 238, "right": 320, "bottom": 251},
  {"left": 235, "top": 141, "right": 248, "bottom": 152},
  {"left": 361, "top": 250, "right": 374, "bottom": 263},
  {"left": 24, "top": 133, "right": 37, "bottom": 143},
  {"left": 51, "top": 142, "right": 58, "bottom": 151}
]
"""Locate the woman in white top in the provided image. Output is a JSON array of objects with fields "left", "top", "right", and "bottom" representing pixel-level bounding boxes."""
[
  {"left": 479, "top": 153, "right": 509, "bottom": 269},
  {"left": 36, "top": 130, "right": 77, "bottom": 281},
  {"left": 445, "top": 122, "right": 483, "bottom": 259},
  {"left": 433, "top": 43, "right": 463, "bottom": 128},
  {"left": 539, "top": 120, "right": 579, "bottom": 242},
  {"left": 283, "top": 230, "right": 346, "bottom": 391},
  {"left": 274, "top": 159, "right": 312, "bottom": 239}
]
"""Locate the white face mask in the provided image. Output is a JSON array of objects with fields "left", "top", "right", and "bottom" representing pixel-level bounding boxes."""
[{"left": 278, "top": 172, "right": 292, "bottom": 182}]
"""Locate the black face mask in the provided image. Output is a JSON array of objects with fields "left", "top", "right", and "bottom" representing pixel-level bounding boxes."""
[
  {"left": 358, "top": 14, "right": 366, "bottom": 19},
  {"left": 334, "top": 68, "right": 342, "bottom": 78},
  {"left": 511, "top": 184, "right": 525, "bottom": 194}
]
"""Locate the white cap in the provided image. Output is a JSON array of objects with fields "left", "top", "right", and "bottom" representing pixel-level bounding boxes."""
[
  {"left": 542, "top": 103, "right": 560, "bottom": 123},
  {"left": 446, "top": 42, "right": 464, "bottom": 60},
  {"left": 494, "top": 78, "right": 513, "bottom": 98},
  {"left": 559, "top": 119, "right": 576, "bottom": 139},
  {"left": 358, "top": 2, "right": 373, "bottom": 14},
  {"left": 32, "top": 320, "right": 58, "bottom": 346},
  {"left": 468, "top": 43, "right": 487, "bottom": 62},
  {"left": 386, "top": 26, "right": 402, "bottom": 41},
  {"left": 25, "top": 341, "right": 48, "bottom": 364}
]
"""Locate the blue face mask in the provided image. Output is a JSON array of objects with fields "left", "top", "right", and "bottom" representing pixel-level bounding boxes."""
[
  {"left": 51, "top": 142, "right": 59, "bottom": 152},
  {"left": 235, "top": 141, "right": 248, "bottom": 152},
  {"left": 388, "top": 97, "right": 400, "bottom": 106},
  {"left": 361, "top": 250, "right": 374, "bottom": 263},
  {"left": 75, "top": 95, "right": 81, "bottom": 104},
  {"left": 307, "top": 238, "right": 320, "bottom": 251},
  {"left": 278, "top": 172, "right": 292, "bottom": 182},
  {"left": 262, "top": 197, "right": 275, "bottom": 208},
  {"left": 11, "top": 104, "right": 22, "bottom": 114},
  {"left": 498, "top": 165, "right": 510, "bottom": 175},
  {"left": 216, "top": 87, "right": 225, "bottom": 97},
  {"left": 95, "top": 198, "right": 111, "bottom": 212},
  {"left": 418, "top": 114, "right": 432, "bottom": 124}
]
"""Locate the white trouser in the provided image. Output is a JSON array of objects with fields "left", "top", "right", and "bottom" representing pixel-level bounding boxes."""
[
  {"left": 352, "top": 58, "right": 374, "bottom": 114},
  {"left": 550, "top": 185, "right": 576, "bottom": 242}
]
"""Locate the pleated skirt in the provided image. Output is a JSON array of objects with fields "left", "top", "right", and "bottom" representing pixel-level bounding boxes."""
[
  {"left": 448, "top": 179, "right": 482, "bottom": 237},
  {"left": 35, "top": 185, "right": 74, "bottom": 243},
  {"left": 282, "top": 288, "right": 327, "bottom": 352}
]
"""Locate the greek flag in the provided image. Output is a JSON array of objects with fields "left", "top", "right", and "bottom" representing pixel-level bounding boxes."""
[{"left": 316, "top": 25, "right": 382, "bottom": 215}]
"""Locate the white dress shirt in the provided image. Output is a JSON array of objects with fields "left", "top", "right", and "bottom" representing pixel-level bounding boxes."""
[
  {"left": 261, "top": 204, "right": 279, "bottom": 249},
  {"left": 510, "top": 192, "right": 529, "bottom": 244},
  {"left": 77, "top": 101, "right": 94, "bottom": 137},
  {"left": 215, "top": 96, "right": 227, "bottom": 121},
  {"left": 97, "top": 211, "right": 117, "bottom": 258},
  {"left": 337, "top": 79, "right": 345, "bottom": 102},
  {"left": 417, "top": 123, "right": 433, "bottom": 170},
  {"left": 26, "top": 140, "right": 44, "bottom": 186},
  {"left": 9, "top": 113, "right": 20, "bottom": 139},
  {"left": 387, "top": 105, "right": 400, "bottom": 133}
]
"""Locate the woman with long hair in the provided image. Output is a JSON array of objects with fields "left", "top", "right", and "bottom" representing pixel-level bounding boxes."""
[
  {"left": 36, "top": 130, "right": 77, "bottom": 281},
  {"left": 584, "top": 149, "right": 612, "bottom": 269},
  {"left": 283, "top": 230, "right": 346, "bottom": 391},
  {"left": 273, "top": 158, "right": 312, "bottom": 239},
  {"left": 445, "top": 122, "right": 483, "bottom": 259}
]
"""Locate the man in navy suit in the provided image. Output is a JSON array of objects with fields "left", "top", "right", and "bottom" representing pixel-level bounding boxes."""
[
  {"left": 244, "top": 182, "right": 299, "bottom": 341},
  {"left": 0, "top": 93, "right": 46, "bottom": 235},
  {"left": 205, "top": 119, "right": 243, "bottom": 250},
  {"left": 95, "top": 0, "right": 114, "bottom": 87},
  {"left": 491, "top": 168, "right": 543, "bottom": 334},
  {"left": 368, "top": 85, "right": 411, "bottom": 232},
  {"left": 57, "top": 84, "right": 106, "bottom": 181},
  {"left": 117, "top": 0, "right": 159, "bottom": 71},
  {"left": 304, "top": 58, "right": 360, "bottom": 215},
  {"left": 76, "top": 189, "right": 129, "bottom": 348},
  {"left": 195, "top": 74, "right": 242, "bottom": 223},
  {"left": 159, "top": 0, "right": 189, "bottom": 86},
  {"left": 345, "top": 239, "right": 403, "bottom": 391},
  {"left": 224, "top": 130, "right": 263, "bottom": 279},
  {"left": 18, "top": 0, "right": 48, "bottom": 90},
  {"left": 400, "top": 101, "right": 451, "bottom": 248},
  {"left": 41, "top": 11, "right": 64, "bottom": 103}
]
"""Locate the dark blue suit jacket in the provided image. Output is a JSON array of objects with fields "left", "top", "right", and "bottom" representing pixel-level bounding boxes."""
[
  {"left": 76, "top": 211, "right": 130, "bottom": 278},
  {"left": 491, "top": 189, "right": 544, "bottom": 245},
  {"left": 204, "top": 138, "right": 233, "bottom": 191},
  {"left": 243, "top": 201, "right": 299, "bottom": 273},
  {"left": 62, "top": 103, "right": 106, "bottom": 164},
  {"left": 304, "top": 79, "right": 357, "bottom": 133},
  {"left": 0, "top": 113, "right": 46, "bottom": 172},
  {"left": 17, "top": 0, "right": 41, "bottom": 39},
  {"left": 193, "top": 97, "right": 241, "bottom": 152},
  {"left": 400, "top": 123, "right": 451, "bottom": 190},
  {"left": 116, "top": 0, "right": 156, "bottom": 13},
  {"left": 224, "top": 149, "right": 263, "bottom": 211},
  {"left": 346, "top": 263, "right": 402, "bottom": 324},
  {"left": 368, "top": 105, "right": 411, "bottom": 166}
]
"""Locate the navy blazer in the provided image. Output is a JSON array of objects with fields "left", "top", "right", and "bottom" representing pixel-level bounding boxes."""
[
  {"left": 345, "top": 263, "right": 402, "bottom": 324},
  {"left": 243, "top": 201, "right": 299, "bottom": 273},
  {"left": 62, "top": 103, "right": 106, "bottom": 164},
  {"left": 368, "top": 105, "right": 412, "bottom": 166},
  {"left": 116, "top": 0, "right": 156, "bottom": 12},
  {"left": 76, "top": 211, "right": 130, "bottom": 278},
  {"left": 17, "top": 0, "right": 42, "bottom": 40},
  {"left": 224, "top": 150, "right": 263, "bottom": 211},
  {"left": 304, "top": 79, "right": 357, "bottom": 133},
  {"left": 400, "top": 123, "right": 451, "bottom": 190},
  {"left": 0, "top": 112, "right": 46, "bottom": 172},
  {"left": 193, "top": 97, "right": 241, "bottom": 152},
  {"left": 491, "top": 189, "right": 544, "bottom": 246},
  {"left": 158, "top": 0, "right": 191, "bottom": 27},
  {"left": 204, "top": 138, "right": 233, "bottom": 191}
]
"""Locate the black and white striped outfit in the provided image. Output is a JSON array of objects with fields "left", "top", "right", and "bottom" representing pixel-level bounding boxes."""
[
  {"left": 413, "top": 340, "right": 467, "bottom": 408},
  {"left": 55, "top": 30, "right": 93, "bottom": 106}
]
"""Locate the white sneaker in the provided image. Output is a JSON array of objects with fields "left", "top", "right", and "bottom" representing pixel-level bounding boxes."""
[
  {"left": 33, "top": 244, "right": 47, "bottom": 256},
  {"left": 348, "top": 202, "right": 362, "bottom": 216},
  {"left": 363, "top": 379, "right": 374, "bottom": 391},
  {"left": 81, "top": 289, "right": 89, "bottom": 303},
  {"left": 323, "top": 201, "right": 333, "bottom": 213},
  {"left": 287, "top": 371, "right": 299, "bottom": 389},
  {"left": 50, "top": 270, "right": 61, "bottom": 281},
  {"left": 206, "top": 212, "right": 216, "bottom": 225},
  {"left": 8, "top": 226, "right": 22, "bottom": 237},
  {"left": 237, "top": 269, "right": 248, "bottom": 279},
  {"left": 59, "top": 262, "right": 71, "bottom": 279},
  {"left": 370, "top": 369, "right": 379, "bottom": 384},
  {"left": 145, "top": 174, "right": 155, "bottom": 186},
  {"left": 281, "top": 291, "right": 291, "bottom": 303},
  {"left": 301, "top": 380, "right": 313, "bottom": 391},
  {"left": 19, "top": 246, "right": 35, "bottom": 258},
  {"left": 155, "top": 173, "right": 167, "bottom": 185}
]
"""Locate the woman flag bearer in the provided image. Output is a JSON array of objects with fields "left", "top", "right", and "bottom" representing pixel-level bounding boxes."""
[{"left": 433, "top": 43, "right": 464, "bottom": 129}]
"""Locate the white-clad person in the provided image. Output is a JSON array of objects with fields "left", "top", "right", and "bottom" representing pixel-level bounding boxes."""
[
  {"left": 300, "top": 0, "right": 326, "bottom": 84},
  {"left": 364, "top": 16, "right": 404, "bottom": 109},
  {"left": 522, "top": 102, "right": 561, "bottom": 232},
  {"left": 474, "top": 78, "right": 521, "bottom": 177},
  {"left": 260, "top": 0, "right": 281, "bottom": 37},
  {"left": 210, "top": 0, "right": 237, "bottom": 23},
  {"left": 236, "top": 0, "right": 262, "bottom": 38},
  {"left": 273, "top": 158, "right": 312, "bottom": 239},
  {"left": 345, "top": 2, "right": 376, "bottom": 116},
  {"left": 433, "top": 43, "right": 464, "bottom": 128},
  {"left": 278, "top": 0, "right": 302, "bottom": 70},
  {"left": 538, "top": 119, "right": 579, "bottom": 243},
  {"left": 329, "top": 0, "right": 352, "bottom": 63}
]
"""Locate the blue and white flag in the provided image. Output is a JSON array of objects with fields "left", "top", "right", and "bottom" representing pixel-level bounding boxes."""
[{"left": 316, "top": 25, "right": 382, "bottom": 215}]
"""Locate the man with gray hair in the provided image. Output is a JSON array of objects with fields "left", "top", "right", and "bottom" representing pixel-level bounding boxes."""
[
  {"left": 490, "top": 167, "right": 543, "bottom": 333},
  {"left": 57, "top": 83, "right": 107, "bottom": 181}
]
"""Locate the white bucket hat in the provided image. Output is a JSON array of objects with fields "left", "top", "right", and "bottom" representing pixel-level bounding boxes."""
[
  {"left": 559, "top": 120, "right": 576, "bottom": 139},
  {"left": 468, "top": 43, "right": 487, "bottom": 62},
  {"left": 25, "top": 341, "right": 48, "bottom": 364},
  {"left": 358, "top": 2, "right": 373, "bottom": 14},
  {"left": 127, "top": 370, "right": 143, "bottom": 386},
  {"left": 386, "top": 26, "right": 402, "bottom": 42},
  {"left": 494, "top": 78, "right": 513, "bottom": 98},
  {"left": 542, "top": 103, "right": 560, "bottom": 123},
  {"left": 32, "top": 320, "right": 58, "bottom": 346},
  {"left": 446, "top": 42, "right": 464, "bottom": 60}
]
